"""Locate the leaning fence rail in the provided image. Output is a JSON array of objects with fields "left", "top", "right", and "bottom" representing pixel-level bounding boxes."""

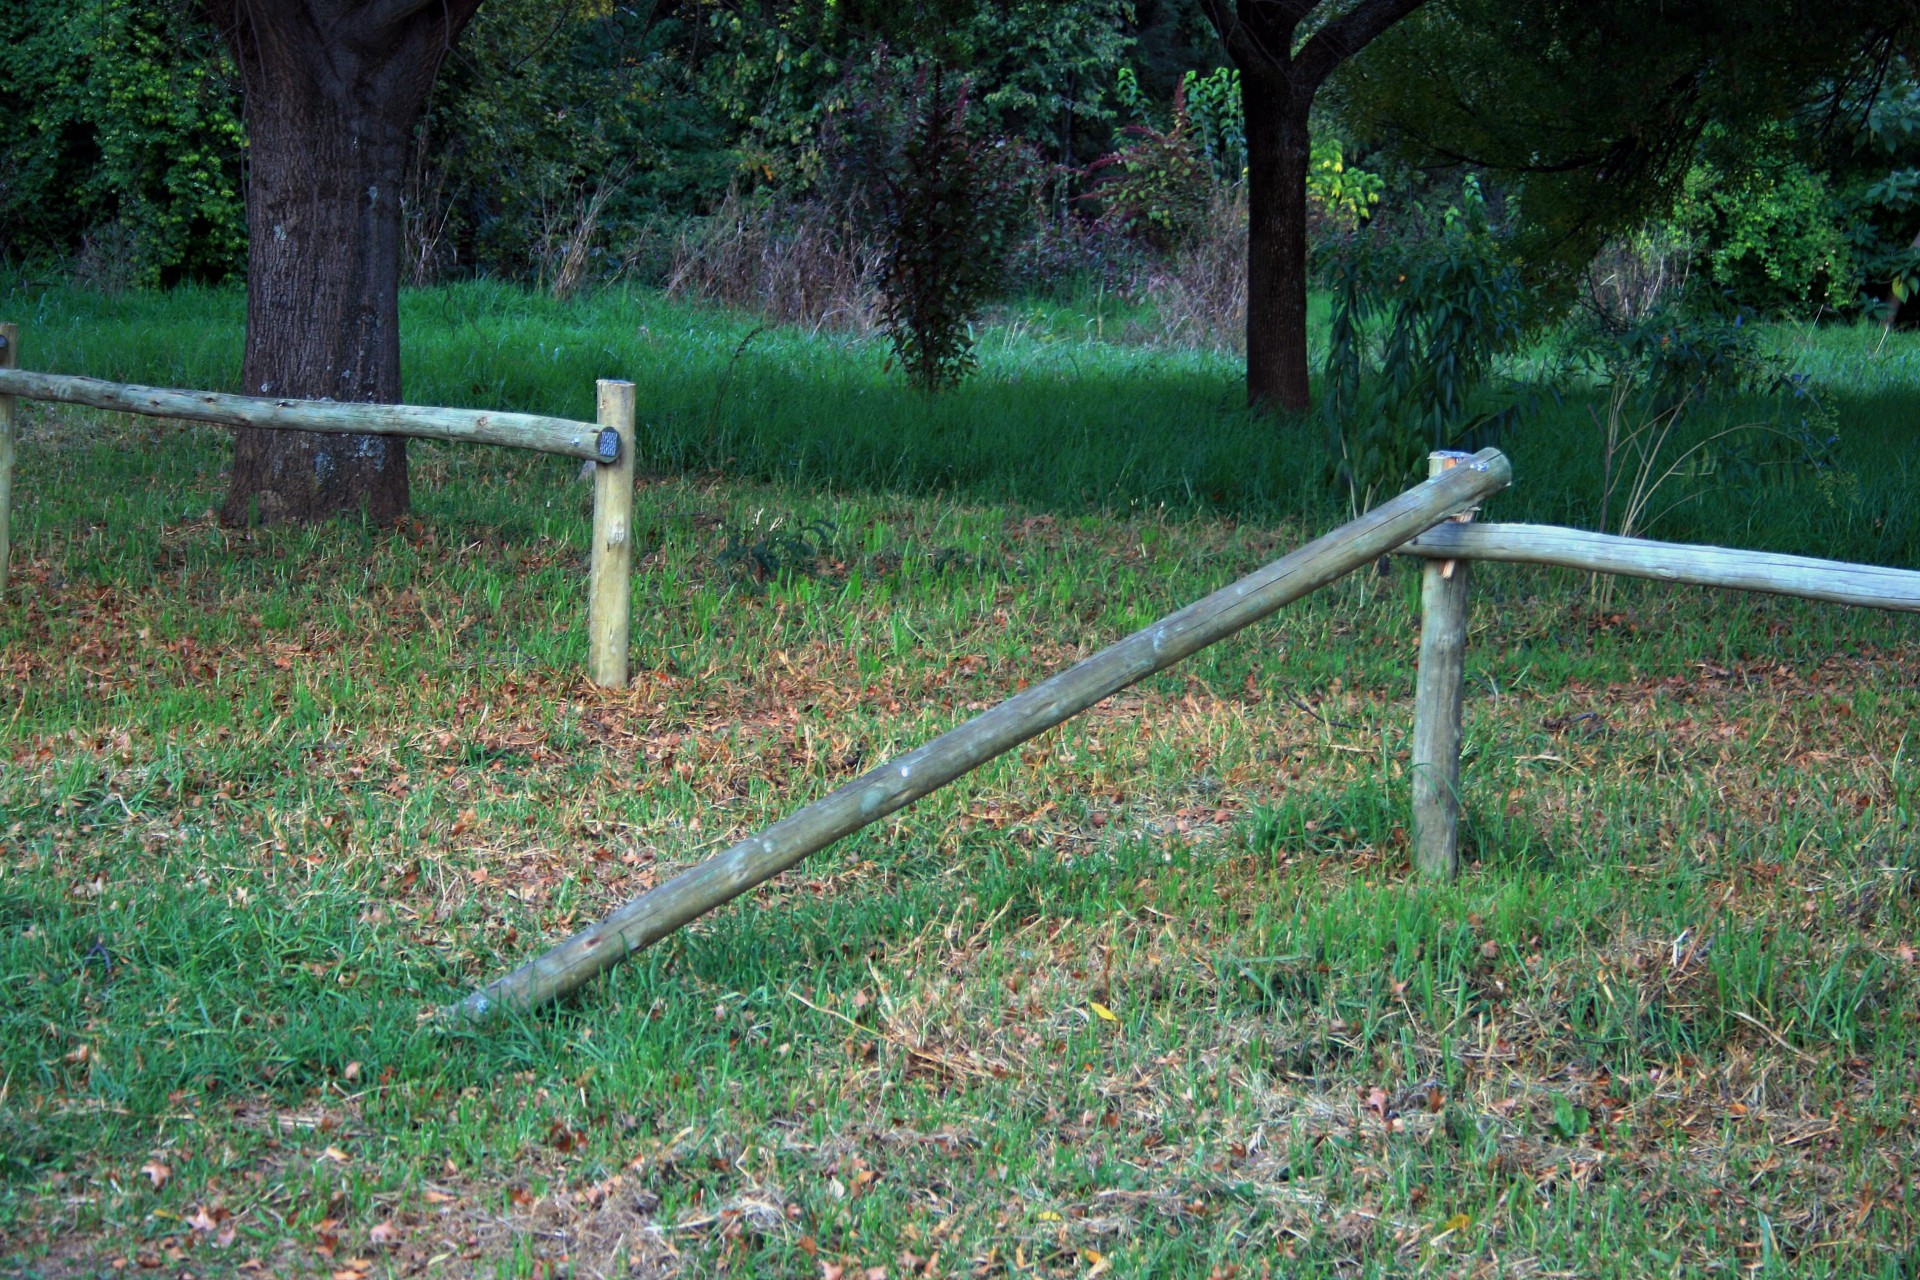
[
  {"left": 453, "top": 450, "right": 1515, "bottom": 1018},
  {"left": 0, "top": 326, "right": 636, "bottom": 687}
]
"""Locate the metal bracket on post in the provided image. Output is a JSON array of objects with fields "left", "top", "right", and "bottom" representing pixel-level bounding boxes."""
[
  {"left": 1410, "top": 450, "right": 1477, "bottom": 880},
  {"left": 595, "top": 426, "right": 621, "bottom": 464}
]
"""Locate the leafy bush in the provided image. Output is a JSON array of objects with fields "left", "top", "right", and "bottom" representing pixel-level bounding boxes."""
[
  {"left": 1086, "top": 80, "right": 1215, "bottom": 250},
  {"left": 409, "top": 0, "right": 733, "bottom": 285},
  {"left": 1676, "top": 125, "right": 1858, "bottom": 318},
  {"left": 871, "top": 68, "right": 1032, "bottom": 390},
  {"left": 1321, "top": 177, "right": 1534, "bottom": 498},
  {"left": 0, "top": 0, "right": 244, "bottom": 285},
  {"left": 1831, "top": 84, "right": 1920, "bottom": 319}
]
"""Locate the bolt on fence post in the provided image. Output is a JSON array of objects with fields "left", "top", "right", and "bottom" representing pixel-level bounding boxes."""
[
  {"left": 1411, "top": 450, "right": 1477, "bottom": 880},
  {"left": 0, "top": 323, "right": 16, "bottom": 603},
  {"left": 588, "top": 379, "right": 635, "bottom": 688}
]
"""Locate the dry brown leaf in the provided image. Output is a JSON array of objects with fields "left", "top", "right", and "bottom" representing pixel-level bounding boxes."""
[{"left": 139, "top": 1160, "right": 171, "bottom": 1190}]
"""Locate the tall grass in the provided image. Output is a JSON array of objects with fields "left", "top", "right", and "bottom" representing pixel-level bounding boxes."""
[{"left": 4, "top": 275, "right": 1915, "bottom": 570}]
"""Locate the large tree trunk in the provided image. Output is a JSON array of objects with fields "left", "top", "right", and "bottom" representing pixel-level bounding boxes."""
[
  {"left": 1201, "top": 0, "right": 1428, "bottom": 417},
  {"left": 1244, "top": 81, "right": 1314, "bottom": 414},
  {"left": 210, "top": 0, "right": 482, "bottom": 525}
]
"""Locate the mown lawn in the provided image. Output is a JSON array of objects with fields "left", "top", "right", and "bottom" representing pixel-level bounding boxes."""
[{"left": 2, "top": 284, "right": 1918, "bottom": 1278}]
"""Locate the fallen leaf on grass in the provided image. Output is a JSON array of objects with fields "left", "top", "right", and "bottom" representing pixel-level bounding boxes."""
[
  {"left": 369, "top": 1220, "right": 402, "bottom": 1247},
  {"left": 139, "top": 1160, "right": 171, "bottom": 1189},
  {"left": 1089, "top": 1001, "right": 1118, "bottom": 1023}
]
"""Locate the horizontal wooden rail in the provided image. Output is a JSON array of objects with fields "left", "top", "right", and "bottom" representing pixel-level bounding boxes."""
[
  {"left": 1400, "top": 522, "right": 1920, "bottom": 613},
  {"left": 451, "top": 448, "right": 1514, "bottom": 1019},
  {"left": 0, "top": 367, "right": 618, "bottom": 463}
]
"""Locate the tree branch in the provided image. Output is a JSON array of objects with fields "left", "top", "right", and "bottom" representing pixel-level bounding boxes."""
[
  {"left": 1294, "top": 0, "right": 1427, "bottom": 92},
  {"left": 1201, "top": 0, "right": 1313, "bottom": 76}
]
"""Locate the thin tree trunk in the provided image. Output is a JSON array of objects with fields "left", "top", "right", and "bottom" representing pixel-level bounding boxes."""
[
  {"left": 1244, "top": 85, "right": 1313, "bottom": 415},
  {"left": 211, "top": 0, "right": 481, "bottom": 525}
]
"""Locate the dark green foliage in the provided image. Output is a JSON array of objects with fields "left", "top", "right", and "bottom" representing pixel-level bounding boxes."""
[
  {"left": 1676, "top": 126, "right": 1858, "bottom": 318},
  {"left": 1580, "top": 304, "right": 1791, "bottom": 414},
  {"left": 410, "top": 0, "right": 733, "bottom": 283},
  {"left": 1337, "top": 0, "right": 1912, "bottom": 295},
  {"left": 0, "top": 0, "right": 244, "bottom": 284},
  {"left": 1830, "top": 80, "right": 1920, "bottom": 317},
  {"left": 1321, "top": 178, "right": 1533, "bottom": 496},
  {"left": 873, "top": 69, "right": 1032, "bottom": 391}
]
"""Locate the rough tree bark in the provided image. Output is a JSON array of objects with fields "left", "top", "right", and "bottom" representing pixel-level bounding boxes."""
[
  {"left": 204, "top": 0, "right": 484, "bottom": 524},
  {"left": 1200, "top": 0, "right": 1426, "bottom": 415}
]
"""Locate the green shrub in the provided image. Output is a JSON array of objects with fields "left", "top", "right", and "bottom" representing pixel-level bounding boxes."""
[
  {"left": 873, "top": 68, "right": 1032, "bottom": 391},
  {"left": 1321, "top": 176, "right": 1533, "bottom": 498},
  {"left": 0, "top": 0, "right": 245, "bottom": 285},
  {"left": 1677, "top": 126, "right": 1857, "bottom": 318}
]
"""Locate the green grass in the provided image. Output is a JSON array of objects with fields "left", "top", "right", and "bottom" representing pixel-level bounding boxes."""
[{"left": 1, "top": 280, "right": 1918, "bottom": 1278}]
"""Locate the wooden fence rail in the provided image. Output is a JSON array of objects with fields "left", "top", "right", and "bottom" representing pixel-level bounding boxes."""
[
  {"left": 0, "top": 329, "right": 635, "bottom": 686},
  {"left": 0, "top": 367, "right": 619, "bottom": 463},
  {"left": 1399, "top": 521, "right": 1920, "bottom": 612}
]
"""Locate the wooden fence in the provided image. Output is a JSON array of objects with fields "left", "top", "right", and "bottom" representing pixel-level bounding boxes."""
[
  {"left": 1396, "top": 451, "right": 1920, "bottom": 880},
  {"left": 455, "top": 449, "right": 1920, "bottom": 1020},
  {"left": 5, "top": 332, "right": 1916, "bottom": 1020},
  {"left": 0, "top": 323, "right": 637, "bottom": 688}
]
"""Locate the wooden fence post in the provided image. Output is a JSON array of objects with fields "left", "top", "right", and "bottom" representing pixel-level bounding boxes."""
[
  {"left": 1, "top": 323, "right": 16, "bottom": 603},
  {"left": 1410, "top": 450, "right": 1477, "bottom": 880},
  {"left": 588, "top": 379, "right": 635, "bottom": 688}
]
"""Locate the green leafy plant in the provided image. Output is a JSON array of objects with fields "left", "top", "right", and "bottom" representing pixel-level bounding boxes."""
[
  {"left": 1321, "top": 177, "right": 1533, "bottom": 500},
  {"left": 1087, "top": 78, "right": 1215, "bottom": 250},
  {"left": 1676, "top": 124, "right": 1858, "bottom": 318},
  {"left": 0, "top": 0, "right": 245, "bottom": 285},
  {"left": 873, "top": 67, "right": 1031, "bottom": 391}
]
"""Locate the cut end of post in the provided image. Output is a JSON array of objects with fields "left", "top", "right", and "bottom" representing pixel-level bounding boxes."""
[{"left": 1428, "top": 452, "right": 1478, "bottom": 577}]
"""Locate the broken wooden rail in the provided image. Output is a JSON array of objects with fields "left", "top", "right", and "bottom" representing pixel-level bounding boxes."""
[
  {"left": 0, "top": 329, "right": 636, "bottom": 687},
  {"left": 452, "top": 449, "right": 1515, "bottom": 1019}
]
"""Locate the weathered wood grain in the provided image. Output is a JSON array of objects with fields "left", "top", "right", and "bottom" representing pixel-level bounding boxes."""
[
  {"left": 1400, "top": 523, "right": 1920, "bottom": 613},
  {"left": 1411, "top": 453, "right": 1474, "bottom": 881},
  {"left": 588, "top": 381, "right": 636, "bottom": 688}
]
